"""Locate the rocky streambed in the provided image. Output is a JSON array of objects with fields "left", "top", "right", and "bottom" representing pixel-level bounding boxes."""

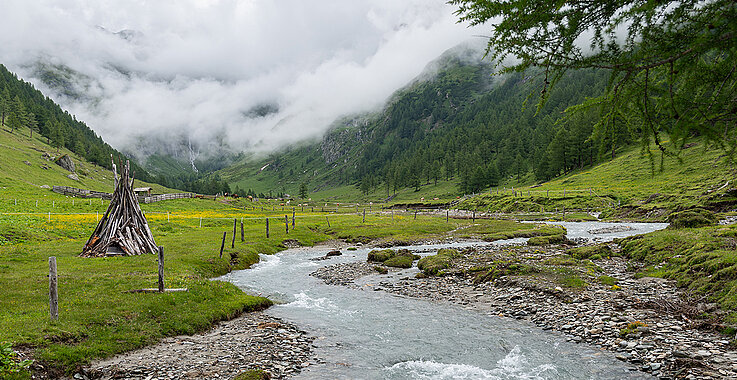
[
  {"left": 311, "top": 243, "right": 737, "bottom": 379},
  {"left": 82, "top": 312, "right": 315, "bottom": 380}
]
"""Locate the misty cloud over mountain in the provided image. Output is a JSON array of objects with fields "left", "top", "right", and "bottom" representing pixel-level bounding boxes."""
[{"left": 0, "top": 0, "right": 481, "bottom": 158}]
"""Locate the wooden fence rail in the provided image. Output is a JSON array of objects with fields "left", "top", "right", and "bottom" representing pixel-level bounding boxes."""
[{"left": 52, "top": 185, "right": 194, "bottom": 204}]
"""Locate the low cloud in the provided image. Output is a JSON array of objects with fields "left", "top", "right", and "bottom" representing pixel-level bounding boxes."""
[{"left": 0, "top": 0, "right": 480, "bottom": 158}]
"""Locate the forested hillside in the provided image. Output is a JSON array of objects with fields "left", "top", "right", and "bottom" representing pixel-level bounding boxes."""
[
  {"left": 0, "top": 64, "right": 152, "bottom": 180},
  {"left": 223, "top": 53, "right": 620, "bottom": 196},
  {"left": 0, "top": 64, "right": 232, "bottom": 194},
  {"left": 355, "top": 66, "right": 612, "bottom": 194}
]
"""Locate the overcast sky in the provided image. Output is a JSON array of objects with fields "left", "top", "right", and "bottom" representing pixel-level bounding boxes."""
[{"left": 0, "top": 0, "right": 481, "bottom": 156}]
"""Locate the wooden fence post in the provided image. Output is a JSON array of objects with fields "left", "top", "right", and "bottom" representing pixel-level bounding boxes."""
[
  {"left": 285, "top": 215, "right": 289, "bottom": 233},
  {"left": 472, "top": 210, "right": 476, "bottom": 222},
  {"left": 49, "top": 257, "right": 58, "bottom": 320},
  {"left": 446, "top": 209, "right": 449, "bottom": 222},
  {"left": 292, "top": 209, "right": 295, "bottom": 228},
  {"left": 266, "top": 218, "right": 270, "bottom": 238},
  {"left": 414, "top": 209, "right": 417, "bottom": 220},
  {"left": 240, "top": 220, "right": 244, "bottom": 242},
  {"left": 326, "top": 216, "right": 330, "bottom": 228},
  {"left": 219, "top": 232, "right": 226, "bottom": 258},
  {"left": 231, "top": 219, "right": 236, "bottom": 248},
  {"left": 363, "top": 208, "right": 366, "bottom": 223},
  {"left": 158, "top": 246, "right": 165, "bottom": 292}
]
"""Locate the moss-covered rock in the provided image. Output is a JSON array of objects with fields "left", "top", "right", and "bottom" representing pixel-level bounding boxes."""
[
  {"left": 667, "top": 208, "right": 717, "bottom": 228},
  {"left": 566, "top": 244, "right": 613, "bottom": 260},
  {"left": 473, "top": 262, "right": 539, "bottom": 283},
  {"left": 374, "top": 266, "right": 388, "bottom": 274},
  {"left": 383, "top": 255, "right": 414, "bottom": 268},
  {"left": 234, "top": 369, "right": 270, "bottom": 380},
  {"left": 367, "top": 249, "right": 395, "bottom": 262},
  {"left": 527, "top": 234, "right": 572, "bottom": 246},
  {"left": 417, "top": 248, "right": 460, "bottom": 276}
]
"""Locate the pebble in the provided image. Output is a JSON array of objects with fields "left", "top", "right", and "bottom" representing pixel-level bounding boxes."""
[{"left": 81, "top": 312, "right": 315, "bottom": 380}]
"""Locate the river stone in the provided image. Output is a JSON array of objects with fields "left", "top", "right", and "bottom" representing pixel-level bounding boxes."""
[{"left": 55, "top": 154, "right": 75, "bottom": 172}]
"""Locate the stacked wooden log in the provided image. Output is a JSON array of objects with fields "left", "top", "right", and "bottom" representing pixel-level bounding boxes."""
[{"left": 80, "top": 160, "right": 158, "bottom": 257}]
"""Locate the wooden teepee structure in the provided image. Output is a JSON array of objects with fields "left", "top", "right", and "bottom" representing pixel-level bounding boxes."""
[{"left": 81, "top": 160, "right": 158, "bottom": 257}]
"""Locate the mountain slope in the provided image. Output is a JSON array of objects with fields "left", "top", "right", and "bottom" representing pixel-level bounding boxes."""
[
  {"left": 0, "top": 123, "right": 173, "bottom": 199},
  {"left": 0, "top": 64, "right": 152, "bottom": 181},
  {"left": 458, "top": 139, "right": 736, "bottom": 219},
  {"left": 220, "top": 48, "right": 611, "bottom": 198}
]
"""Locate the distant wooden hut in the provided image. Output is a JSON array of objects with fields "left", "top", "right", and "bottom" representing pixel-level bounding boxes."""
[
  {"left": 134, "top": 187, "right": 152, "bottom": 197},
  {"left": 80, "top": 161, "right": 158, "bottom": 257}
]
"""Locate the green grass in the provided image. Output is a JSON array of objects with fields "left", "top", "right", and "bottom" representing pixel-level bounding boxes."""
[
  {"left": 367, "top": 249, "right": 395, "bottom": 262},
  {"left": 0, "top": 177, "right": 543, "bottom": 374},
  {"left": 566, "top": 244, "right": 614, "bottom": 260},
  {"left": 417, "top": 249, "right": 461, "bottom": 276},
  {"left": 383, "top": 254, "right": 414, "bottom": 268},
  {"left": 598, "top": 275, "right": 619, "bottom": 286},
  {"left": 618, "top": 224, "right": 737, "bottom": 324},
  {"left": 527, "top": 234, "right": 570, "bottom": 246},
  {"left": 233, "top": 369, "right": 270, "bottom": 380},
  {"left": 458, "top": 141, "right": 736, "bottom": 220},
  {"left": 471, "top": 261, "right": 540, "bottom": 283}
]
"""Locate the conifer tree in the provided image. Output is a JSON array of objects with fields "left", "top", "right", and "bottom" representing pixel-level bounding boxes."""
[{"left": 451, "top": 0, "right": 737, "bottom": 156}]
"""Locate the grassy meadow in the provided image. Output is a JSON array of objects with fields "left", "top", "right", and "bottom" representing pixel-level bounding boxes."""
[
  {"left": 459, "top": 141, "right": 736, "bottom": 220},
  {"left": 1, "top": 176, "right": 545, "bottom": 375}
]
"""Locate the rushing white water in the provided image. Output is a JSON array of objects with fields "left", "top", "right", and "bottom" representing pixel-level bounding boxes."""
[{"left": 220, "top": 221, "right": 665, "bottom": 379}]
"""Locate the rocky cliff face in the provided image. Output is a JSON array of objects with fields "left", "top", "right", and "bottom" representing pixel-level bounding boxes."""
[{"left": 320, "top": 118, "right": 370, "bottom": 165}]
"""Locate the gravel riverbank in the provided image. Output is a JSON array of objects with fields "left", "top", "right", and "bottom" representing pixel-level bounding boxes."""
[
  {"left": 311, "top": 242, "right": 737, "bottom": 380},
  {"left": 78, "top": 312, "right": 314, "bottom": 380}
]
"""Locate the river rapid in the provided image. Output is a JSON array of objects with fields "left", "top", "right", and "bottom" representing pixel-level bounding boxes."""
[{"left": 219, "top": 221, "right": 667, "bottom": 379}]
